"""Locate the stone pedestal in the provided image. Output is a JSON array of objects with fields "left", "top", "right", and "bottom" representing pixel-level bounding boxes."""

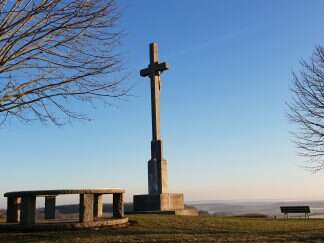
[
  {"left": 133, "top": 193, "right": 184, "bottom": 212},
  {"left": 133, "top": 155, "right": 185, "bottom": 212},
  {"left": 148, "top": 158, "right": 168, "bottom": 194},
  {"left": 45, "top": 196, "right": 56, "bottom": 220}
]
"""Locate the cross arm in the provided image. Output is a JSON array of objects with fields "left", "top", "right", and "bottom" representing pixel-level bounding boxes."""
[{"left": 140, "top": 62, "right": 169, "bottom": 77}]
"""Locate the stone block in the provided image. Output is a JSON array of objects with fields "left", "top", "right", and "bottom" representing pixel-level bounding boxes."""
[
  {"left": 93, "top": 194, "right": 103, "bottom": 218},
  {"left": 45, "top": 196, "right": 56, "bottom": 220},
  {"left": 79, "top": 194, "right": 94, "bottom": 222},
  {"left": 133, "top": 193, "right": 184, "bottom": 212},
  {"left": 6, "top": 197, "right": 21, "bottom": 223},
  {"left": 160, "top": 193, "right": 184, "bottom": 211},
  {"left": 20, "top": 196, "right": 36, "bottom": 225},
  {"left": 113, "top": 193, "right": 124, "bottom": 218}
]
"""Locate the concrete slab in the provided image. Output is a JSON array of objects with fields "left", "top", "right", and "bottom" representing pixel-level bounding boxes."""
[{"left": 133, "top": 193, "right": 184, "bottom": 212}]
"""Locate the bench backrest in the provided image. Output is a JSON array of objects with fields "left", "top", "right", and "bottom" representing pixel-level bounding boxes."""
[{"left": 280, "top": 206, "right": 310, "bottom": 214}]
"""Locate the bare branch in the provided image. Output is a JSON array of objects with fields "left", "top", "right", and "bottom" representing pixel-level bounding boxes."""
[
  {"left": 289, "top": 46, "right": 324, "bottom": 171},
  {"left": 0, "top": 0, "right": 125, "bottom": 125}
]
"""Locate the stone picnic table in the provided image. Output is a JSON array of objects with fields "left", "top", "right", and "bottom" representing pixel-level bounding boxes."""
[{"left": 4, "top": 189, "right": 125, "bottom": 226}]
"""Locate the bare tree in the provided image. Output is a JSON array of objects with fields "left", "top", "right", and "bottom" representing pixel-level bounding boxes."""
[
  {"left": 289, "top": 46, "right": 324, "bottom": 171},
  {"left": 0, "top": 0, "right": 125, "bottom": 125}
]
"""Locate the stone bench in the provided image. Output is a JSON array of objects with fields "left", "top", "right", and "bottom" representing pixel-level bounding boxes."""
[{"left": 4, "top": 189, "right": 125, "bottom": 225}]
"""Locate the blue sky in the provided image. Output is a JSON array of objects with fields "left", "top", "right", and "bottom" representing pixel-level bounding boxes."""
[{"left": 1, "top": 0, "right": 324, "bottom": 207}]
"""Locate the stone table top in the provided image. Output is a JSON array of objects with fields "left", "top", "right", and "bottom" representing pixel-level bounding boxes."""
[{"left": 4, "top": 188, "right": 125, "bottom": 197}]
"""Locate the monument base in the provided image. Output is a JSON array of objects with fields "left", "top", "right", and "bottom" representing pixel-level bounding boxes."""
[{"left": 133, "top": 193, "right": 184, "bottom": 212}]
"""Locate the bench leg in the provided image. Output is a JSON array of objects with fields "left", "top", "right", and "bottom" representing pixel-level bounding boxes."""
[
  {"left": 6, "top": 197, "right": 21, "bottom": 223},
  {"left": 20, "top": 196, "right": 36, "bottom": 225},
  {"left": 45, "top": 196, "right": 56, "bottom": 220},
  {"left": 113, "top": 193, "right": 124, "bottom": 218},
  {"left": 79, "top": 194, "right": 94, "bottom": 222},
  {"left": 93, "top": 194, "right": 103, "bottom": 218}
]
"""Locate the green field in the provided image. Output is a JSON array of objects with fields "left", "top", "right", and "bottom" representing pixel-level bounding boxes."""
[{"left": 1, "top": 214, "right": 324, "bottom": 242}]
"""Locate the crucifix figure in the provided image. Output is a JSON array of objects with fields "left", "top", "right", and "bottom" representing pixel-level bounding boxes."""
[{"left": 140, "top": 43, "right": 169, "bottom": 194}]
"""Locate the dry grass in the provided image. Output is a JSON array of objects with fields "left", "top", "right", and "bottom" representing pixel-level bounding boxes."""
[{"left": 1, "top": 214, "right": 324, "bottom": 242}]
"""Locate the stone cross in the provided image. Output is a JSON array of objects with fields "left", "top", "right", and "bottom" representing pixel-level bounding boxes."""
[
  {"left": 140, "top": 43, "right": 169, "bottom": 162},
  {"left": 133, "top": 43, "right": 185, "bottom": 212}
]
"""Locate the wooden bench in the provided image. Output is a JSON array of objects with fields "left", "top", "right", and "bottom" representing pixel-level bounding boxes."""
[
  {"left": 280, "top": 206, "right": 310, "bottom": 219},
  {"left": 4, "top": 189, "right": 125, "bottom": 225}
]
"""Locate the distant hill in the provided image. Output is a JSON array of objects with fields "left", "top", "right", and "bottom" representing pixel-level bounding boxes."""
[{"left": 190, "top": 200, "right": 324, "bottom": 217}]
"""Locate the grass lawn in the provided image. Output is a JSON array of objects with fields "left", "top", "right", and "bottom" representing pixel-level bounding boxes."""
[{"left": 1, "top": 214, "right": 324, "bottom": 242}]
